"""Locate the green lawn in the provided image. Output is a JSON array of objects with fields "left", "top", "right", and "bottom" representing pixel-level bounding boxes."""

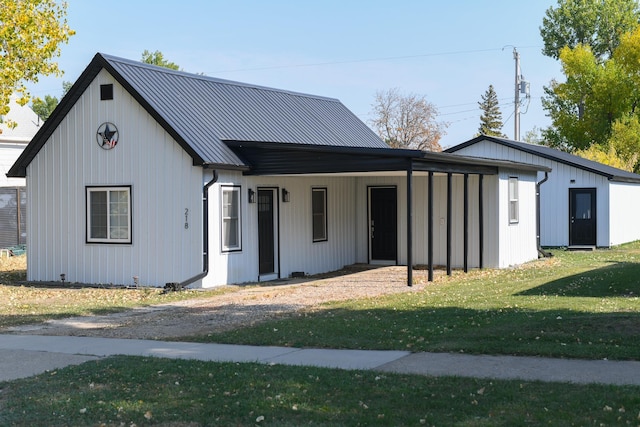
[
  {"left": 1, "top": 356, "right": 639, "bottom": 426},
  {"left": 191, "top": 243, "right": 640, "bottom": 360},
  {"left": 0, "top": 255, "right": 231, "bottom": 329},
  {"left": 2, "top": 245, "right": 640, "bottom": 425}
]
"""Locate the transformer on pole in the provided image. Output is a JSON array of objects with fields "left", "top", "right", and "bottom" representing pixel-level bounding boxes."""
[{"left": 512, "top": 47, "right": 530, "bottom": 141}]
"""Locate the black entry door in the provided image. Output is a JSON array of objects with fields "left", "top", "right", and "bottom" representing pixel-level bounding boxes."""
[
  {"left": 258, "top": 189, "right": 275, "bottom": 274},
  {"left": 569, "top": 188, "right": 596, "bottom": 246},
  {"left": 370, "top": 187, "right": 397, "bottom": 261}
]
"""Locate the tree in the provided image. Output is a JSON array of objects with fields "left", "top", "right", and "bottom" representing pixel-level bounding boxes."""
[
  {"left": 477, "top": 85, "right": 506, "bottom": 137},
  {"left": 542, "top": 26, "right": 640, "bottom": 171},
  {"left": 369, "top": 88, "right": 447, "bottom": 151},
  {"left": 31, "top": 95, "right": 58, "bottom": 121},
  {"left": 522, "top": 126, "right": 544, "bottom": 145},
  {"left": 141, "top": 50, "right": 180, "bottom": 70},
  {"left": 540, "top": 0, "right": 640, "bottom": 62},
  {"left": 575, "top": 143, "right": 637, "bottom": 171},
  {"left": 0, "top": 0, "right": 74, "bottom": 130},
  {"left": 542, "top": 43, "right": 633, "bottom": 150},
  {"left": 30, "top": 81, "right": 73, "bottom": 121}
]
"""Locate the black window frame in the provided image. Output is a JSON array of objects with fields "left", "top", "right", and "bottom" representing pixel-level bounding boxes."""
[{"left": 312, "top": 187, "right": 328, "bottom": 242}]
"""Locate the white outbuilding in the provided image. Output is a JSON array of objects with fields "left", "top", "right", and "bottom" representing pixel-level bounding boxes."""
[{"left": 447, "top": 135, "right": 640, "bottom": 248}]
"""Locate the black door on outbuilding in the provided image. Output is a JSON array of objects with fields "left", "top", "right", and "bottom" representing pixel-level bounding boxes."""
[
  {"left": 569, "top": 188, "right": 596, "bottom": 246},
  {"left": 369, "top": 186, "right": 397, "bottom": 262}
]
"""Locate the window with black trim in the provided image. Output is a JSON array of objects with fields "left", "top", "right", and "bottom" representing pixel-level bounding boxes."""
[
  {"left": 86, "top": 186, "right": 131, "bottom": 243},
  {"left": 508, "top": 177, "right": 519, "bottom": 224},
  {"left": 221, "top": 186, "right": 241, "bottom": 251},
  {"left": 312, "top": 187, "right": 327, "bottom": 242}
]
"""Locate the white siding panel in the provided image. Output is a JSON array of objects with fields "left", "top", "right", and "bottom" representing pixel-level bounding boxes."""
[
  {"left": 0, "top": 143, "right": 27, "bottom": 187},
  {"left": 204, "top": 173, "right": 358, "bottom": 287},
  {"left": 609, "top": 182, "right": 640, "bottom": 246},
  {"left": 356, "top": 173, "right": 495, "bottom": 269},
  {"left": 497, "top": 170, "right": 538, "bottom": 267},
  {"left": 26, "top": 70, "right": 202, "bottom": 286}
]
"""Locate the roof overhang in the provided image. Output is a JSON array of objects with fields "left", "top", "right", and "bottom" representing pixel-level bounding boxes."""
[
  {"left": 224, "top": 140, "right": 550, "bottom": 176},
  {"left": 447, "top": 135, "right": 640, "bottom": 183}
]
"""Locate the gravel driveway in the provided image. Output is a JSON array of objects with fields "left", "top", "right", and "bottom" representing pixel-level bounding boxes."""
[{"left": 5, "top": 265, "right": 434, "bottom": 340}]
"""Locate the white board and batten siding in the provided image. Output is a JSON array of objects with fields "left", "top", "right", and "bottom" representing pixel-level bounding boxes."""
[
  {"left": 25, "top": 70, "right": 202, "bottom": 287},
  {"left": 354, "top": 171, "right": 536, "bottom": 270},
  {"left": 496, "top": 170, "right": 539, "bottom": 267},
  {"left": 452, "top": 140, "right": 613, "bottom": 247},
  {"left": 205, "top": 171, "right": 359, "bottom": 287},
  {"left": 609, "top": 182, "right": 640, "bottom": 246}
]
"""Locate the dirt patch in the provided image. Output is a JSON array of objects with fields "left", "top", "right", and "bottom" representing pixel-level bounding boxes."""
[{"left": 4, "top": 265, "right": 438, "bottom": 340}]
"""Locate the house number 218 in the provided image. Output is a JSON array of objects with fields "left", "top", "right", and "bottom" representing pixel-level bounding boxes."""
[{"left": 184, "top": 208, "right": 189, "bottom": 229}]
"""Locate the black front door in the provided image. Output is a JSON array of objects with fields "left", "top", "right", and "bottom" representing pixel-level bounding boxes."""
[
  {"left": 370, "top": 187, "right": 397, "bottom": 261},
  {"left": 258, "top": 189, "right": 275, "bottom": 274},
  {"left": 569, "top": 188, "right": 596, "bottom": 246}
]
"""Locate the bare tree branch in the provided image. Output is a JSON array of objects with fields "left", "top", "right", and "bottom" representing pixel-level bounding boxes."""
[{"left": 369, "top": 88, "right": 447, "bottom": 151}]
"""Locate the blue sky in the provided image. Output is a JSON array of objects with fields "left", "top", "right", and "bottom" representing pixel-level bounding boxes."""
[{"left": 29, "top": 0, "right": 561, "bottom": 148}]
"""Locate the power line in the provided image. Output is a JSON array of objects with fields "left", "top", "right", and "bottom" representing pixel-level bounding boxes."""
[{"left": 204, "top": 46, "right": 543, "bottom": 75}]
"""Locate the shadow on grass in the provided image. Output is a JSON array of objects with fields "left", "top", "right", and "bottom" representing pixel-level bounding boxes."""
[
  {"left": 516, "top": 262, "right": 640, "bottom": 297},
  {"left": 199, "top": 304, "right": 640, "bottom": 360}
]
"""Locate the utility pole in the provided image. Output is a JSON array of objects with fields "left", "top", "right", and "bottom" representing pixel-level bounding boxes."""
[{"left": 513, "top": 47, "right": 520, "bottom": 141}]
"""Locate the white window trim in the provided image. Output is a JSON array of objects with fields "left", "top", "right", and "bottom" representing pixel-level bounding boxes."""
[
  {"left": 86, "top": 186, "right": 132, "bottom": 244},
  {"left": 312, "top": 187, "right": 328, "bottom": 242},
  {"left": 221, "top": 185, "right": 242, "bottom": 252},
  {"left": 508, "top": 177, "right": 519, "bottom": 224}
]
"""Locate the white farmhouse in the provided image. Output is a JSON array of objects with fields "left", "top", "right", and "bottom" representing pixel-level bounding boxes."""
[{"left": 9, "top": 54, "right": 549, "bottom": 287}]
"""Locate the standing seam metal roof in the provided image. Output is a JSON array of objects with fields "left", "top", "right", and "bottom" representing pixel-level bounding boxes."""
[
  {"left": 104, "top": 54, "right": 388, "bottom": 165},
  {"left": 7, "top": 52, "right": 389, "bottom": 176},
  {"left": 446, "top": 135, "right": 640, "bottom": 183}
]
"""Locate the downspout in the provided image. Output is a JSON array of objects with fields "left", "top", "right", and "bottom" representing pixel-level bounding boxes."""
[
  {"left": 177, "top": 168, "right": 218, "bottom": 288},
  {"left": 536, "top": 171, "right": 552, "bottom": 258}
]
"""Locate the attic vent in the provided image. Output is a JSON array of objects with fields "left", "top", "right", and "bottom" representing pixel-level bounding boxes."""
[{"left": 100, "top": 84, "right": 113, "bottom": 100}]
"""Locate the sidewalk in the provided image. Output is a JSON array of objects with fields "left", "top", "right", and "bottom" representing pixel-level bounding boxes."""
[{"left": 2, "top": 334, "right": 640, "bottom": 386}]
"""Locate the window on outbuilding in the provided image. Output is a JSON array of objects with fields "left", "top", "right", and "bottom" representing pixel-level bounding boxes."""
[
  {"left": 312, "top": 187, "right": 327, "bottom": 242},
  {"left": 508, "top": 177, "right": 519, "bottom": 224},
  {"left": 86, "top": 186, "right": 131, "bottom": 243},
  {"left": 221, "top": 186, "right": 241, "bottom": 252}
]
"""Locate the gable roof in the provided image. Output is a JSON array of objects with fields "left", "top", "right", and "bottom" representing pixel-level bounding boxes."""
[
  {"left": 446, "top": 135, "right": 640, "bottom": 184},
  {"left": 8, "top": 53, "right": 387, "bottom": 177},
  {"left": 1, "top": 95, "right": 41, "bottom": 143}
]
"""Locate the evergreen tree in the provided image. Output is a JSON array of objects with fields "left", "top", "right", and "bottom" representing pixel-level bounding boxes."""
[{"left": 477, "top": 85, "right": 505, "bottom": 137}]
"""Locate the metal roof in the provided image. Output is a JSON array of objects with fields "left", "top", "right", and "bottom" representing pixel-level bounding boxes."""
[
  {"left": 446, "top": 135, "right": 640, "bottom": 184},
  {"left": 8, "top": 53, "right": 388, "bottom": 176},
  {"left": 225, "top": 140, "right": 551, "bottom": 176}
]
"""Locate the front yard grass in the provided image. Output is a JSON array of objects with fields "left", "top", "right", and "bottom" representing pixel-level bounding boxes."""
[
  {"left": 193, "top": 243, "right": 640, "bottom": 361},
  {"left": 2, "top": 246, "right": 640, "bottom": 425},
  {"left": 0, "top": 256, "right": 225, "bottom": 329},
  {"left": 1, "top": 356, "right": 639, "bottom": 426}
]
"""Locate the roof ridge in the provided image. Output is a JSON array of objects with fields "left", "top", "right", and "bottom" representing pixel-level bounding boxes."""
[{"left": 99, "top": 52, "right": 341, "bottom": 103}]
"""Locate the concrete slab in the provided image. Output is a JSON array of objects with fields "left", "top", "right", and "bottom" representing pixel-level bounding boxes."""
[
  {"left": 0, "top": 349, "right": 97, "bottom": 382},
  {"left": 0, "top": 335, "right": 298, "bottom": 363},
  {"left": 377, "top": 352, "right": 640, "bottom": 386},
  {"left": 3, "top": 335, "right": 640, "bottom": 386},
  {"left": 266, "top": 348, "right": 410, "bottom": 370}
]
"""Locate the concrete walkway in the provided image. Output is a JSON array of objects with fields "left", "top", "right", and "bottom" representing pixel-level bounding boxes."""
[{"left": 1, "top": 334, "right": 640, "bottom": 386}]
